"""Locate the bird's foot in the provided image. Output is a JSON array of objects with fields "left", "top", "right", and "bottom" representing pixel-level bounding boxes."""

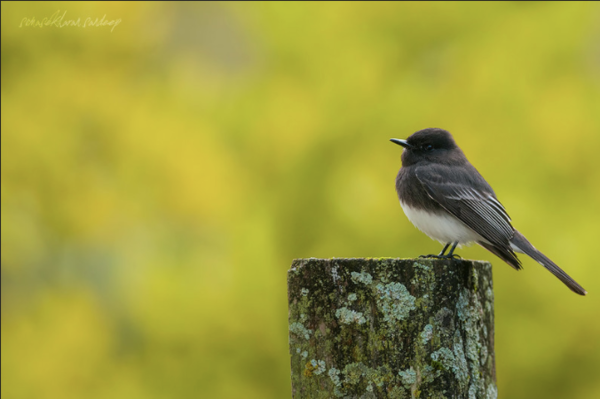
[{"left": 419, "top": 254, "right": 462, "bottom": 260}]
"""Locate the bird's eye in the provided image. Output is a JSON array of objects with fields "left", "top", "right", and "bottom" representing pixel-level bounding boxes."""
[{"left": 424, "top": 144, "right": 434, "bottom": 151}]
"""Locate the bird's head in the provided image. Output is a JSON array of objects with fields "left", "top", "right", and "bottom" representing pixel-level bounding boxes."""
[{"left": 390, "top": 128, "right": 464, "bottom": 166}]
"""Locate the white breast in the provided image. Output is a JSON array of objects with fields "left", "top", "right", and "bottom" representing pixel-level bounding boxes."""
[{"left": 400, "top": 201, "right": 484, "bottom": 245}]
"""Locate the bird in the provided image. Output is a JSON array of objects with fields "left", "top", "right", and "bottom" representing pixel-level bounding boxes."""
[{"left": 390, "top": 128, "right": 587, "bottom": 295}]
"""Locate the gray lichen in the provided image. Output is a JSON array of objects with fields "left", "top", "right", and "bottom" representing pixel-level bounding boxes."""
[
  {"left": 453, "top": 326, "right": 470, "bottom": 388},
  {"left": 332, "top": 265, "right": 340, "bottom": 283},
  {"left": 431, "top": 347, "right": 455, "bottom": 370},
  {"left": 485, "top": 286, "right": 494, "bottom": 313},
  {"left": 328, "top": 367, "right": 341, "bottom": 387},
  {"left": 310, "top": 359, "right": 326, "bottom": 375},
  {"left": 398, "top": 366, "right": 416, "bottom": 387},
  {"left": 289, "top": 322, "right": 312, "bottom": 340},
  {"left": 351, "top": 271, "right": 373, "bottom": 285},
  {"left": 469, "top": 383, "right": 478, "bottom": 399},
  {"left": 335, "top": 307, "right": 367, "bottom": 325},
  {"left": 375, "top": 282, "right": 416, "bottom": 324},
  {"left": 486, "top": 383, "right": 498, "bottom": 399},
  {"left": 421, "top": 324, "right": 433, "bottom": 344}
]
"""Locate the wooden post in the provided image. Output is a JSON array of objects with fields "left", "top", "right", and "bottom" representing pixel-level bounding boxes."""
[{"left": 287, "top": 258, "right": 497, "bottom": 399}]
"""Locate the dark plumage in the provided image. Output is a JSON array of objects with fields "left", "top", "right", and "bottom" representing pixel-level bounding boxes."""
[{"left": 391, "top": 128, "right": 587, "bottom": 296}]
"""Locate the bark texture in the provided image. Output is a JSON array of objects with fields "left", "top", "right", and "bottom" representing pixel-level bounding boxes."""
[{"left": 288, "top": 258, "right": 497, "bottom": 399}]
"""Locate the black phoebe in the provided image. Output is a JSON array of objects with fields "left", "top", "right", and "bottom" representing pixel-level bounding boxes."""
[{"left": 391, "top": 128, "right": 587, "bottom": 295}]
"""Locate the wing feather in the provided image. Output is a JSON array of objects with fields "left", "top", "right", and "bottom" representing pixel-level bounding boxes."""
[{"left": 414, "top": 165, "right": 514, "bottom": 247}]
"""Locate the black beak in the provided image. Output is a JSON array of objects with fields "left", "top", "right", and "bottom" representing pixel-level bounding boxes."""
[{"left": 390, "top": 138, "right": 411, "bottom": 149}]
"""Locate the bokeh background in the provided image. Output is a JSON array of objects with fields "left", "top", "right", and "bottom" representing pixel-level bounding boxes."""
[{"left": 2, "top": 2, "right": 600, "bottom": 398}]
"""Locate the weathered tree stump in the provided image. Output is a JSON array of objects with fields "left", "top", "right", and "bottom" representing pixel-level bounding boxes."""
[{"left": 288, "top": 258, "right": 497, "bottom": 399}]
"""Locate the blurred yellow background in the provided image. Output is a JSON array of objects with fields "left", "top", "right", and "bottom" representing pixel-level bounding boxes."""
[{"left": 2, "top": 2, "right": 600, "bottom": 398}]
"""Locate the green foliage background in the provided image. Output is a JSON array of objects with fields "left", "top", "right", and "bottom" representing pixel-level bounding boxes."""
[{"left": 2, "top": 2, "right": 600, "bottom": 398}]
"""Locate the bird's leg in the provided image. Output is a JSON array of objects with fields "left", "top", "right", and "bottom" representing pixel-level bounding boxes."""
[
  {"left": 438, "top": 243, "right": 450, "bottom": 256},
  {"left": 419, "top": 243, "right": 450, "bottom": 259},
  {"left": 419, "top": 242, "right": 461, "bottom": 259},
  {"left": 444, "top": 242, "right": 461, "bottom": 259}
]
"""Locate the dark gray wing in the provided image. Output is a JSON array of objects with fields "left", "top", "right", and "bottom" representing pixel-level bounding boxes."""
[{"left": 415, "top": 164, "right": 521, "bottom": 269}]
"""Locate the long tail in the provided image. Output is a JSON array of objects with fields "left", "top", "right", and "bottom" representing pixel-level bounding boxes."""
[
  {"left": 477, "top": 241, "right": 522, "bottom": 270},
  {"left": 510, "top": 230, "right": 587, "bottom": 296}
]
